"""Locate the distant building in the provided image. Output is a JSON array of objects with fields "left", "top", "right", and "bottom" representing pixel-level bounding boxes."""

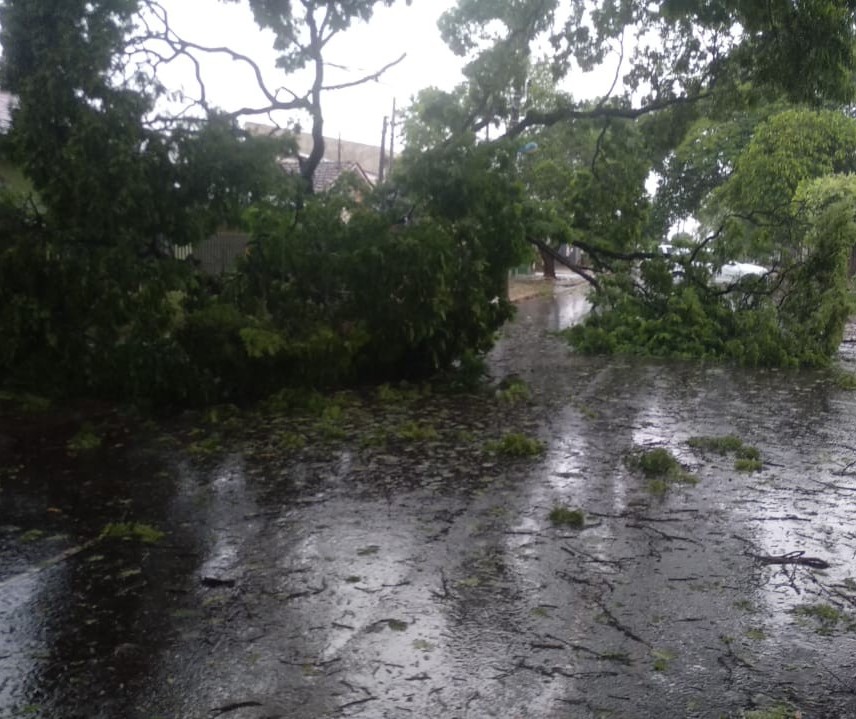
[
  {"left": 244, "top": 122, "right": 389, "bottom": 182},
  {"left": 189, "top": 128, "right": 379, "bottom": 274},
  {"left": 0, "top": 91, "right": 16, "bottom": 130},
  {"left": 279, "top": 157, "right": 374, "bottom": 194}
]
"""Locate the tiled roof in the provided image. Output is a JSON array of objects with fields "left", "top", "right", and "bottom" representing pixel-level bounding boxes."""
[
  {"left": 245, "top": 123, "right": 388, "bottom": 177},
  {"left": 280, "top": 158, "right": 374, "bottom": 193}
]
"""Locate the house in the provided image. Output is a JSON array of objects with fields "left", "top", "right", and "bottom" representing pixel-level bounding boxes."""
[
  {"left": 244, "top": 122, "right": 389, "bottom": 182},
  {"left": 188, "top": 131, "right": 378, "bottom": 274},
  {"left": 279, "top": 157, "right": 375, "bottom": 194}
]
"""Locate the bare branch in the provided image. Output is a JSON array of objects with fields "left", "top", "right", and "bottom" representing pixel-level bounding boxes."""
[
  {"left": 590, "top": 119, "right": 610, "bottom": 176},
  {"left": 527, "top": 237, "right": 601, "bottom": 290},
  {"left": 170, "top": 39, "right": 307, "bottom": 109},
  {"left": 504, "top": 91, "right": 712, "bottom": 139},
  {"left": 322, "top": 53, "right": 406, "bottom": 92},
  {"left": 595, "top": 28, "right": 626, "bottom": 112},
  {"left": 318, "top": 4, "right": 333, "bottom": 43},
  {"left": 135, "top": 0, "right": 309, "bottom": 119}
]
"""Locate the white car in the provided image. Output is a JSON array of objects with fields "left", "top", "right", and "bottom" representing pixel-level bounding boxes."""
[{"left": 713, "top": 261, "right": 768, "bottom": 285}]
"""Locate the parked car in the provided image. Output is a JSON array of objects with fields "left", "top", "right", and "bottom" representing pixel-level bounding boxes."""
[{"left": 713, "top": 261, "right": 768, "bottom": 285}]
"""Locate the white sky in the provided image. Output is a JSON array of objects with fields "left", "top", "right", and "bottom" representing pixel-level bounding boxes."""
[
  {"left": 157, "top": 0, "right": 463, "bottom": 146},
  {"left": 155, "top": 0, "right": 618, "bottom": 148}
]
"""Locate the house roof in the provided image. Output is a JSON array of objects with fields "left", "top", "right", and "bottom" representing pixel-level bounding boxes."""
[
  {"left": 280, "top": 157, "right": 374, "bottom": 193},
  {"left": 245, "top": 122, "right": 388, "bottom": 178}
]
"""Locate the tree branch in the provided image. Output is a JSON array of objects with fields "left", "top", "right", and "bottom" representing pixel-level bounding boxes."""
[
  {"left": 527, "top": 236, "right": 601, "bottom": 290},
  {"left": 571, "top": 238, "right": 660, "bottom": 263},
  {"left": 322, "top": 52, "right": 406, "bottom": 92},
  {"left": 504, "top": 91, "right": 713, "bottom": 139},
  {"left": 135, "top": 0, "right": 309, "bottom": 118},
  {"left": 595, "top": 28, "right": 626, "bottom": 112}
]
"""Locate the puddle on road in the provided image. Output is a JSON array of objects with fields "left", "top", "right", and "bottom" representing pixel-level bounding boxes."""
[{"left": 2, "top": 287, "right": 856, "bottom": 718}]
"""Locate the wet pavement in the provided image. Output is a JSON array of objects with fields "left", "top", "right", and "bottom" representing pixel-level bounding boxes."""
[{"left": 2, "top": 285, "right": 856, "bottom": 718}]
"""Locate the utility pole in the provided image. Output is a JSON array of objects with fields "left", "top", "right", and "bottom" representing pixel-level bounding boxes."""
[
  {"left": 379, "top": 115, "right": 388, "bottom": 183},
  {"left": 388, "top": 99, "right": 396, "bottom": 176}
]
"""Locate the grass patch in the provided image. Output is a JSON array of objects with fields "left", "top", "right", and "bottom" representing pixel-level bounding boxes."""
[
  {"left": 734, "top": 599, "right": 757, "bottom": 613},
  {"left": 574, "top": 402, "right": 599, "bottom": 420},
  {"left": 792, "top": 602, "right": 851, "bottom": 634},
  {"left": 314, "top": 408, "right": 348, "bottom": 441},
  {"left": 496, "top": 377, "right": 530, "bottom": 405},
  {"left": 0, "top": 391, "right": 52, "bottom": 414},
  {"left": 67, "top": 425, "right": 102, "bottom": 453},
  {"left": 276, "top": 432, "right": 307, "bottom": 451},
  {"left": 651, "top": 649, "right": 674, "bottom": 672},
  {"left": 735, "top": 458, "right": 763, "bottom": 472},
  {"left": 485, "top": 433, "right": 545, "bottom": 457},
  {"left": 687, "top": 435, "right": 744, "bottom": 454},
  {"left": 833, "top": 369, "right": 856, "bottom": 390},
  {"left": 737, "top": 445, "right": 761, "bottom": 461},
  {"left": 647, "top": 478, "right": 669, "bottom": 496},
  {"left": 626, "top": 447, "right": 697, "bottom": 493},
  {"left": 548, "top": 505, "right": 585, "bottom": 528},
  {"left": 376, "top": 382, "right": 427, "bottom": 404},
  {"left": 187, "top": 434, "right": 222, "bottom": 457},
  {"left": 687, "top": 434, "right": 763, "bottom": 472},
  {"left": 99, "top": 522, "right": 165, "bottom": 545},
  {"left": 203, "top": 404, "right": 241, "bottom": 426},
  {"left": 19, "top": 529, "right": 45, "bottom": 543},
  {"left": 396, "top": 421, "right": 440, "bottom": 442},
  {"left": 635, "top": 448, "right": 680, "bottom": 476},
  {"left": 360, "top": 429, "right": 389, "bottom": 448},
  {"left": 262, "top": 387, "right": 327, "bottom": 415},
  {"left": 742, "top": 704, "right": 799, "bottom": 719},
  {"left": 600, "top": 651, "right": 632, "bottom": 665}
]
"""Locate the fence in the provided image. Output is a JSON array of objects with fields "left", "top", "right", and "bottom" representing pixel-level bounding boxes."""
[{"left": 174, "top": 231, "right": 251, "bottom": 274}]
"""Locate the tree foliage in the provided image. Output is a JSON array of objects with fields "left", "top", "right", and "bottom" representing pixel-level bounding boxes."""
[
  {"left": 569, "top": 108, "right": 856, "bottom": 368},
  {"left": 415, "top": 0, "right": 856, "bottom": 368},
  {"left": 710, "top": 108, "right": 856, "bottom": 261},
  {"left": 434, "top": 0, "right": 856, "bottom": 139},
  {"left": 0, "top": 0, "right": 526, "bottom": 405},
  {"left": 2, "top": 0, "right": 856, "bottom": 408}
]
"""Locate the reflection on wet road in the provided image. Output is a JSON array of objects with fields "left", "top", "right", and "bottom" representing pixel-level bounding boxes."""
[{"left": 2, "top": 285, "right": 856, "bottom": 718}]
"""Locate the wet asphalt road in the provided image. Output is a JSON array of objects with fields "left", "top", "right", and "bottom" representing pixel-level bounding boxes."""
[{"left": 2, "top": 285, "right": 856, "bottom": 719}]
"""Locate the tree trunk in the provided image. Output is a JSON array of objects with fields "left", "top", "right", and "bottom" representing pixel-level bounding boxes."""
[{"left": 540, "top": 248, "right": 556, "bottom": 279}]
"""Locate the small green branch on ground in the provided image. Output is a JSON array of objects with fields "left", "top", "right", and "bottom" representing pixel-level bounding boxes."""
[
  {"left": 548, "top": 505, "right": 585, "bottom": 528},
  {"left": 688, "top": 435, "right": 764, "bottom": 472},
  {"left": 625, "top": 447, "right": 697, "bottom": 494},
  {"left": 485, "top": 433, "right": 545, "bottom": 457}
]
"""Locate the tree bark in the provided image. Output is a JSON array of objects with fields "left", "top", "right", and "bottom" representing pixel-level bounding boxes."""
[{"left": 540, "top": 248, "right": 556, "bottom": 279}]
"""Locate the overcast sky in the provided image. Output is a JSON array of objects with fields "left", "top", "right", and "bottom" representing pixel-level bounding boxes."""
[
  {"left": 153, "top": 1, "right": 621, "bottom": 150},
  {"left": 157, "top": 0, "right": 463, "bottom": 147}
]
